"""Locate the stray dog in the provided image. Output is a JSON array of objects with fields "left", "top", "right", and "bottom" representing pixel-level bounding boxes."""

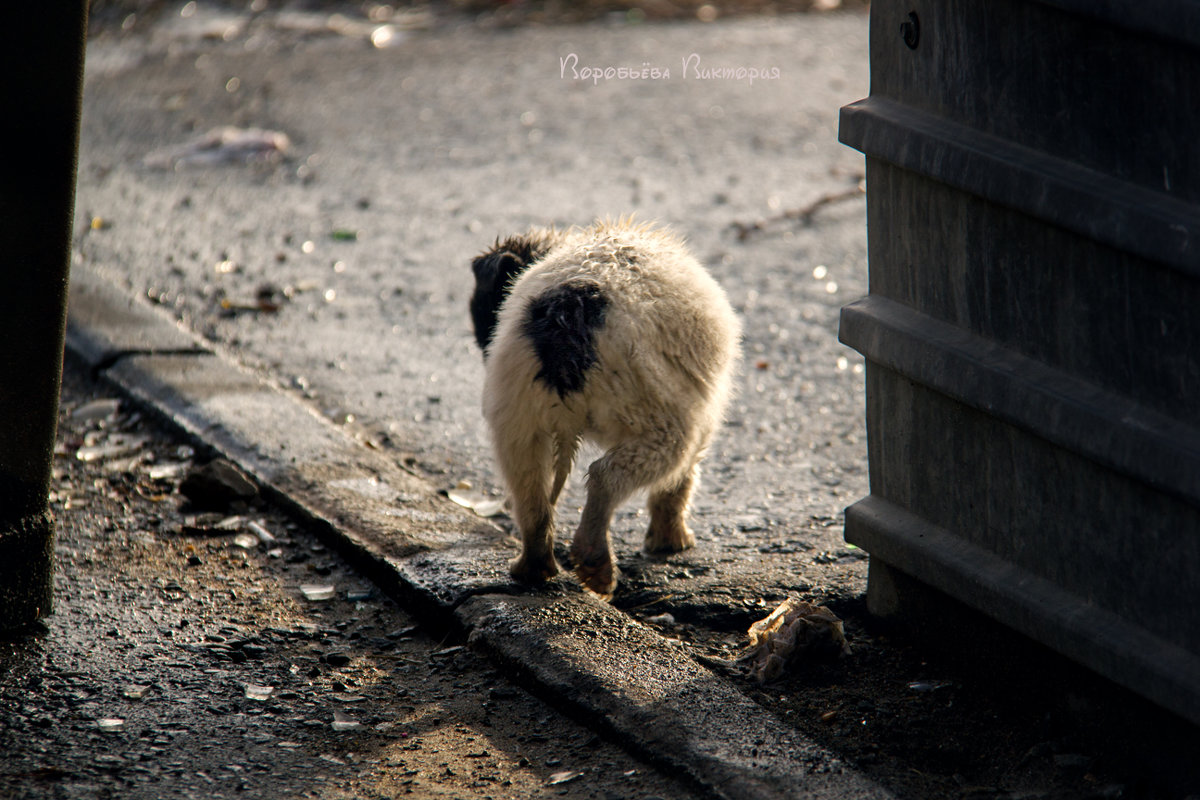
[{"left": 469, "top": 220, "right": 740, "bottom": 598}]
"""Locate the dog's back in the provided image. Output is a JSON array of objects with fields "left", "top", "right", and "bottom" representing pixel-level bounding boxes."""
[
  {"left": 471, "top": 220, "right": 740, "bottom": 597},
  {"left": 483, "top": 222, "right": 738, "bottom": 439}
]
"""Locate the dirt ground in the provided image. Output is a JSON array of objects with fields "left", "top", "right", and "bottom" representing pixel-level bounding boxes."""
[
  {"left": 617, "top": 580, "right": 1199, "bottom": 800},
  {"left": 6, "top": 362, "right": 1195, "bottom": 800},
  {"left": 0, "top": 359, "right": 696, "bottom": 800}
]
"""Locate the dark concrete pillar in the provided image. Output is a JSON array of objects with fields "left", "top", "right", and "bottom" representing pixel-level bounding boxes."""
[{"left": 0, "top": 4, "right": 88, "bottom": 632}]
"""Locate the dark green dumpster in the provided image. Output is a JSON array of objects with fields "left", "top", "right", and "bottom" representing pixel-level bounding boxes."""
[{"left": 838, "top": 0, "right": 1200, "bottom": 726}]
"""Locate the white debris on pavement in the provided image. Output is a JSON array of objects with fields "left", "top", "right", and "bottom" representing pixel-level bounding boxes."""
[
  {"left": 143, "top": 126, "right": 290, "bottom": 170},
  {"left": 446, "top": 480, "right": 508, "bottom": 518}
]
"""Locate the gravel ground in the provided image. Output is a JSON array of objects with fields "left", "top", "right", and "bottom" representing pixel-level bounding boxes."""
[{"left": 0, "top": 359, "right": 695, "bottom": 800}]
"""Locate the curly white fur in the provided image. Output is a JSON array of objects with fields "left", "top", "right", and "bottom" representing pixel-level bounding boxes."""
[{"left": 473, "top": 220, "right": 740, "bottom": 598}]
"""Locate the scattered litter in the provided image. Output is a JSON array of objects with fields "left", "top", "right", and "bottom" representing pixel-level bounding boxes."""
[
  {"left": 300, "top": 584, "right": 335, "bottom": 602},
  {"left": 244, "top": 684, "right": 274, "bottom": 701},
  {"left": 271, "top": 8, "right": 428, "bottom": 43},
  {"left": 644, "top": 612, "right": 676, "bottom": 626},
  {"left": 232, "top": 533, "right": 259, "bottom": 549},
  {"left": 247, "top": 519, "right": 277, "bottom": 545},
  {"left": 181, "top": 514, "right": 247, "bottom": 536},
  {"left": 446, "top": 485, "right": 507, "bottom": 518},
  {"left": 370, "top": 24, "right": 402, "bottom": 48},
  {"left": 330, "top": 692, "right": 367, "bottom": 703},
  {"left": 907, "top": 680, "right": 952, "bottom": 693},
  {"left": 744, "top": 597, "right": 851, "bottom": 683},
  {"left": 144, "top": 126, "right": 290, "bottom": 170},
  {"left": 547, "top": 770, "right": 583, "bottom": 786},
  {"left": 76, "top": 434, "right": 149, "bottom": 463},
  {"left": 104, "top": 452, "right": 151, "bottom": 474},
  {"left": 331, "top": 710, "right": 361, "bottom": 731},
  {"left": 330, "top": 229, "right": 358, "bottom": 241},
  {"left": 218, "top": 287, "right": 286, "bottom": 316},
  {"left": 147, "top": 461, "right": 189, "bottom": 481},
  {"left": 121, "top": 684, "right": 152, "bottom": 701},
  {"left": 96, "top": 718, "right": 125, "bottom": 733},
  {"left": 71, "top": 398, "right": 120, "bottom": 423},
  {"left": 345, "top": 588, "right": 373, "bottom": 602}
]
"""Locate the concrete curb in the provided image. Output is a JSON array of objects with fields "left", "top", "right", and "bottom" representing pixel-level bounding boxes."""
[{"left": 64, "top": 263, "right": 893, "bottom": 800}]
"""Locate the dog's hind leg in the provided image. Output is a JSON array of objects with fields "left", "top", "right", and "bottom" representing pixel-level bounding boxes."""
[
  {"left": 496, "top": 428, "right": 561, "bottom": 585},
  {"left": 645, "top": 460, "right": 699, "bottom": 554},
  {"left": 572, "top": 434, "right": 686, "bottom": 598}
]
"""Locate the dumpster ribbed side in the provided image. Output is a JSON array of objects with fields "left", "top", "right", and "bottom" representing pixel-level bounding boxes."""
[{"left": 838, "top": 0, "right": 1200, "bottom": 725}]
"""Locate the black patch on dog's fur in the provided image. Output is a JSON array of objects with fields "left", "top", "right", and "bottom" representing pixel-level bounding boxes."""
[
  {"left": 523, "top": 284, "right": 607, "bottom": 398},
  {"left": 469, "top": 233, "right": 560, "bottom": 354}
]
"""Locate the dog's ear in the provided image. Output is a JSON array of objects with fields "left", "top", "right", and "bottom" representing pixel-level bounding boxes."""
[
  {"left": 472, "top": 250, "right": 524, "bottom": 293},
  {"left": 469, "top": 249, "right": 528, "bottom": 354}
]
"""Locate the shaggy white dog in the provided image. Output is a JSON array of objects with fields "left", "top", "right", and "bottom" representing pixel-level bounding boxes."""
[{"left": 469, "top": 220, "right": 740, "bottom": 598}]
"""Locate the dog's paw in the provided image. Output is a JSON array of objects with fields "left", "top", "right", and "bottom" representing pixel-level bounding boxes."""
[
  {"left": 509, "top": 553, "right": 561, "bottom": 585},
  {"left": 644, "top": 521, "right": 695, "bottom": 554},
  {"left": 573, "top": 558, "right": 619, "bottom": 601}
]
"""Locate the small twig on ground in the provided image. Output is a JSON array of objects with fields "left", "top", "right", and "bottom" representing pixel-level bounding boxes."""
[
  {"left": 617, "top": 593, "right": 683, "bottom": 613},
  {"left": 730, "top": 182, "right": 866, "bottom": 241}
]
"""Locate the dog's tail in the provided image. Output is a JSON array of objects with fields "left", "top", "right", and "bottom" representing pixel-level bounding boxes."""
[{"left": 549, "top": 433, "right": 580, "bottom": 507}]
